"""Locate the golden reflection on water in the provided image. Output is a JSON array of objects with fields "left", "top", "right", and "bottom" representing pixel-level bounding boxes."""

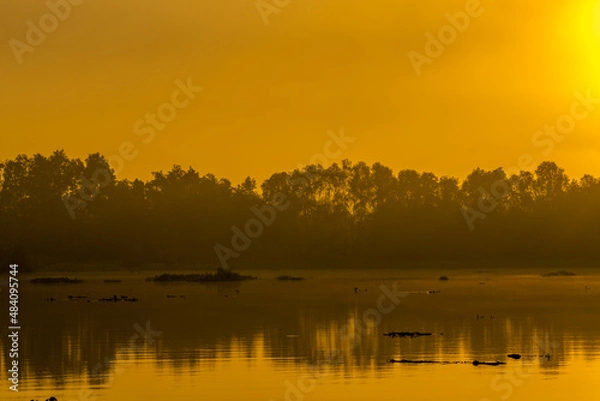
[{"left": 2, "top": 270, "right": 599, "bottom": 400}]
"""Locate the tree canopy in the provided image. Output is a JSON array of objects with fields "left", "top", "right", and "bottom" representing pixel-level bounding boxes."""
[{"left": 1, "top": 151, "right": 599, "bottom": 270}]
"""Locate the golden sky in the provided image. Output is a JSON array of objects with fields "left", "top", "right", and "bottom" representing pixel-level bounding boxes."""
[{"left": 1, "top": 0, "right": 599, "bottom": 183}]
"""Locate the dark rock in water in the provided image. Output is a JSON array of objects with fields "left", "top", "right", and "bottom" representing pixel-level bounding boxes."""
[
  {"left": 473, "top": 360, "right": 505, "bottom": 366},
  {"left": 438, "top": 276, "right": 449, "bottom": 281},
  {"left": 507, "top": 354, "right": 522, "bottom": 360},
  {"left": 384, "top": 331, "right": 432, "bottom": 338}
]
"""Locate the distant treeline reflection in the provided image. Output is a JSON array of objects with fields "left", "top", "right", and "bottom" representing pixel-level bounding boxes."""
[
  {"left": 1, "top": 151, "right": 599, "bottom": 270},
  {"left": 0, "top": 306, "right": 578, "bottom": 388}
]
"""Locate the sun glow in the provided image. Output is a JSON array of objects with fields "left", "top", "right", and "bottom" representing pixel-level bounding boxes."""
[
  {"left": 576, "top": 1, "right": 600, "bottom": 92},
  {"left": 595, "top": 1, "right": 600, "bottom": 38},
  {"left": 589, "top": 2, "right": 600, "bottom": 89}
]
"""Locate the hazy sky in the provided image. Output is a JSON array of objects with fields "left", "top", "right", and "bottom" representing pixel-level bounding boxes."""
[{"left": 1, "top": 0, "right": 599, "bottom": 183}]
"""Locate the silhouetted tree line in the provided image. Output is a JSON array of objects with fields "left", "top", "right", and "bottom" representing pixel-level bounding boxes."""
[{"left": 1, "top": 150, "right": 599, "bottom": 271}]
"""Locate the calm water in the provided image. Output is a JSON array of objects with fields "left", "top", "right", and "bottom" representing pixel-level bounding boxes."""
[{"left": 2, "top": 269, "right": 600, "bottom": 401}]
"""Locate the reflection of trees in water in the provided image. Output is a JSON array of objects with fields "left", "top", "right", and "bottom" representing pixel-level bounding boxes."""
[{"left": 4, "top": 298, "right": 596, "bottom": 389}]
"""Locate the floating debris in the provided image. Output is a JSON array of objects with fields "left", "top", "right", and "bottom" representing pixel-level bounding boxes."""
[
  {"left": 438, "top": 276, "right": 449, "bottom": 281},
  {"left": 389, "top": 359, "right": 462, "bottom": 365},
  {"left": 473, "top": 360, "right": 506, "bottom": 366},
  {"left": 67, "top": 295, "right": 87, "bottom": 300},
  {"left": 541, "top": 270, "right": 576, "bottom": 277},
  {"left": 507, "top": 354, "right": 522, "bottom": 360},
  {"left": 384, "top": 331, "right": 432, "bottom": 339},
  {"left": 97, "top": 295, "right": 139, "bottom": 302},
  {"left": 277, "top": 275, "right": 304, "bottom": 281},
  {"left": 148, "top": 268, "right": 256, "bottom": 282},
  {"left": 390, "top": 358, "right": 506, "bottom": 366},
  {"left": 406, "top": 290, "right": 442, "bottom": 295},
  {"left": 31, "top": 277, "right": 83, "bottom": 284},
  {"left": 390, "top": 359, "right": 439, "bottom": 364}
]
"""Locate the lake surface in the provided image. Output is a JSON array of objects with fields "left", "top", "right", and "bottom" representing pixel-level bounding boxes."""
[{"left": 2, "top": 268, "right": 600, "bottom": 401}]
